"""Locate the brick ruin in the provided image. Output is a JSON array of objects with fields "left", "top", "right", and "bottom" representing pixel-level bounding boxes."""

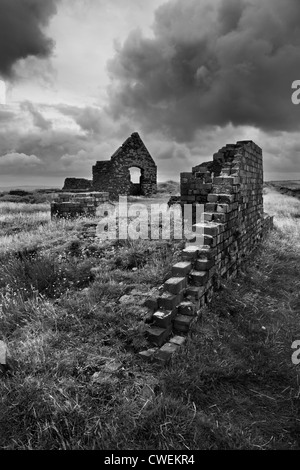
[
  {"left": 50, "top": 137, "right": 274, "bottom": 364},
  {"left": 51, "top": 192, "right": 109, "bottom": 218},
  {"left": 51, "top": 132, "right": 157, "bottom": 218},
  {"left": 52, "top": 132, "right": 157, "bottom": 218},
  {"left": 138, "top": 140, "right": 274, "bottom": 363},
  {"left": 62, "top": 132, "right": 157, "bottom": 199},
  {"left": 92, "top": 132, "right": 157, "bottom": 198}
]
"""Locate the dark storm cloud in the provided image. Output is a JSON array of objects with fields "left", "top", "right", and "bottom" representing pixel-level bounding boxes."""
[
  {"left": 107, "top": 0, "right": 300, "bottom": 140},
  {"left": 0, "top": 0, "right": 59, "bottom": 78}
]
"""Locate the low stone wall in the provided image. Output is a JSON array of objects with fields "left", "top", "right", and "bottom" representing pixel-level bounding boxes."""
[
  {"left": 62, "top": 178, "right": 93, "bottom": 192},
  {"left": 51, "top": 192, "right": 109, "bottom": 218},
  {"left": 139, "top": 140, "right": 274, "bottom": 364}
]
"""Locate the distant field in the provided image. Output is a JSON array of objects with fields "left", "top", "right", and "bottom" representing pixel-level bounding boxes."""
[
  {"left": 266, "top": 180, "right": 300, "bottom": 191},
  {"left": 1, "top": 186, "right": 300, "bottom": 449},
  {"left": 0, "top": 186, "right": 60, "bottom": 192},
  {"left": 0, "top": 181, "right": 180, "bottom": 206}
]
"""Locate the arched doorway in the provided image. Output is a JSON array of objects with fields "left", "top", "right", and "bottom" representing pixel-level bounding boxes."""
[{"left": 129, "top": 167, "right": 143, "bottom": 195}]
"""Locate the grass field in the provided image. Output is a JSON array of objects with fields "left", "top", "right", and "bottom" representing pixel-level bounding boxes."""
[{"left": 0, "top": 187, "right": 300, "bottom": 449}]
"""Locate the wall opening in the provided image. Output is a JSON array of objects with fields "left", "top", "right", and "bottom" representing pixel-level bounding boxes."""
[{"left": 130, "top": 167, "right": 143, "bottom": 195}]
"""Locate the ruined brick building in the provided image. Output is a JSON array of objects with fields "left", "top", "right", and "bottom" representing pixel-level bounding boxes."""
[
  {"left": 138, "top": 140, "right": 274, "bottom": 361},
  {"left": 63, "top": 132, "right": 157, "bottom": 199}
]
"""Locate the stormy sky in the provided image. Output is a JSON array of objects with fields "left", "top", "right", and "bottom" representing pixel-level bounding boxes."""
[{"left": 0, "top": 0, "right": 299, "bottom": 187}]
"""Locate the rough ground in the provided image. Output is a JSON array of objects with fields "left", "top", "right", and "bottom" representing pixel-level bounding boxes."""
[{"left": 0, "top": 187, "right": 300, "bottom": 449}]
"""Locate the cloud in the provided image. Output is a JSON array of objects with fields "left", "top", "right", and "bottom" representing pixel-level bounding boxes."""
[
  {"left": 155, "top": 141, "right": 189, "bottom": 161},
  {"left": 57, "top": 104, "right": 105, "bottom": 135},
  {"left": 15, "top": 129, "right": 88, "bottom": 164},
  {"left": 0, "top": 152, "right": 42, "bottom": 173},
  {"left": 56, "top": 103, "right": 134, "bottom": 138},
  {"left": 13, "top": 56, "right": 57, "bottom": 87},
  {"left": 0, "top": 0, "right": 60, "bottom": 79},
  {"left": 107, "top": 0, "right": 300, "bottom": 141},
  {"left": 21, "top": 101, "right": 53, "bottom": 130},
  {"left": 0, "top": 102, "right": 133, "bottom": 179},
  {"left": 0, "top": 109, "right": 15, "bottom": 123}
]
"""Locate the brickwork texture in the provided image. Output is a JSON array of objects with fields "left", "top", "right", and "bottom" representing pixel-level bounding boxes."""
[
  {"left": 140, "top": 140, "right": 274, "bottom": 364},
  {"left": 51, "top": 192, "right": 109, "bottom": 218}
]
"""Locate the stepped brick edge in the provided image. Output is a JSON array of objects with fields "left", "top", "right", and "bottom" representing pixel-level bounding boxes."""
[{"left": 139, "top": 140, "right": 273, "bottom": 365}]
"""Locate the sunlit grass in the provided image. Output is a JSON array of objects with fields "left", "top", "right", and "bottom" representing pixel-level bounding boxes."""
[
  {"left": 264, "top": 187, "right": 300, "bottom": 219},
  {"left": 0, "top": 214, "right": 99, "bottom": 254},
  {"left": 264, "top": 188, "right": 300, "bottom": 252}
]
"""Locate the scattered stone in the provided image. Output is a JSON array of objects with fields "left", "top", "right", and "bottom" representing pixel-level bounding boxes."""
[
  {"left": 91, "top": 372, "right": 118, "bottom": 386},
  {"left": 154, "top": 342, "right": 179, "bottom": 364},
  {"left": 169, "top": 336, "right": 186, "bottom": 347},
  {"left": 140, "top": 384, "right": 156, "bottom": 400},
  {"left": 103, "top": 360, "right": 123, "bottom": 373},
  {"left": 119, "top": 295, "right": 135, "bottom": 305},
  {"left": 138, "top": 348, "right": 158, "bottom": 362}
]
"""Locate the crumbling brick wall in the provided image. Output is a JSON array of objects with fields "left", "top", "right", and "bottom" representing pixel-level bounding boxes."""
[
  {"left": 62, "top": 132, "right": 157, "bottom": 200},
  {"left": 140, "top": 140, "right": 274, "bottom": 363},
  {"left": 51, "top": 192, "right": 109, "bottom": 218}
]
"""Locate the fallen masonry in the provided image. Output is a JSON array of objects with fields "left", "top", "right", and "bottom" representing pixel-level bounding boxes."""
[{"left": 51, "top": 192, "right": 109, "bottom": 218}]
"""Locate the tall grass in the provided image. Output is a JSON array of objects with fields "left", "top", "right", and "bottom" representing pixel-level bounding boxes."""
[
  {"left": 264, "top": 188, "right": 300, "bottom": 249},
  {"left": 0, "top": 201, "right": 50, "bottom": 214},
  {"left": 0, "top": 190, "right": 300, "bottom": 449}
]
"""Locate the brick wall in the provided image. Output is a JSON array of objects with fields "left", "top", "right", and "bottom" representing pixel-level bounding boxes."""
[
  {"left": 139, "top": 140, "right": 274, "bottom": 364},
  {"left": 51, "top": 192, "right": 109, "bottom": 218}
]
